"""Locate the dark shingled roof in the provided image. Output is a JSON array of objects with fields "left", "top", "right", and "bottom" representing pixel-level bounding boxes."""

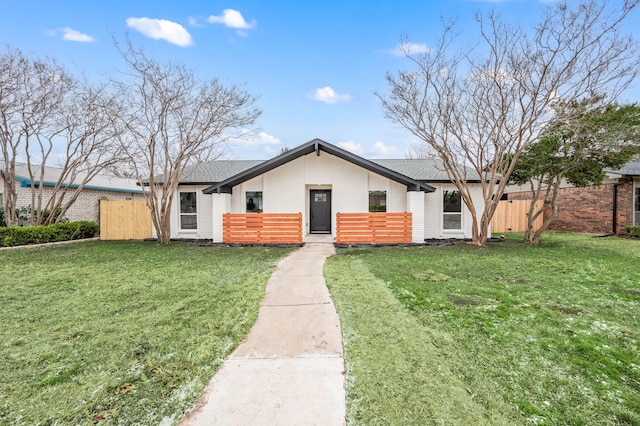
[
  {"left": 371, "top": 159, "right": 481, "bottom": 182},
  {"left": 606, "top": 158, "right": 640, "bottom": 177},
  {"left": 177, "top": 160, "right": 263, "bottom": 184},
  {"left": 158, "top": 139, "right": 481, "bottom": 187}
]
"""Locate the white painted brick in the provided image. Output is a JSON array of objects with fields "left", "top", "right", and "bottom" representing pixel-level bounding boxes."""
[
  {"left": 424, "top": 184, "right": 485, "bottom": 239},
  {"left": 211, "top": 193, "right": 231, "bottom": 242},
  {"left": 407, "top": 191, "right": 425, "bottom": 243},
  {"left": 172, "top": 151, "right": 486, "bottom": 241}
]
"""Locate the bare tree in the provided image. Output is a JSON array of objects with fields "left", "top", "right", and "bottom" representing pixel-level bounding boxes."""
[
  {"left": 34, "top": 83, "right": 123, "bottom": 225},
  {"left": 379, "top": 0, "right": 640, "bottom": 246},
  {"left": 0, "top": 48, "right": 121, "bottom": 226},
  {"left": 110, "top": 42, "right": 261, "bottom": 243},
  {"left": 0, "top": 48, "right": 22, "bottom": 226}
]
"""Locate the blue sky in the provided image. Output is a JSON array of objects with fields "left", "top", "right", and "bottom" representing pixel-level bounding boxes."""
[{"left": 2, "top": 0, "right": 639, "bottom": 160}]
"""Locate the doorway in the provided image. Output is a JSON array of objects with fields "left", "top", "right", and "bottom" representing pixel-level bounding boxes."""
[{"left": 310, "top": 190, "right": 331, "bottom": 233}]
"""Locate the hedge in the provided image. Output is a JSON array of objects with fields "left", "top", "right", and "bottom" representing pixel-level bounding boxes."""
[
  {"left": 0, "top": 221, "right": 98, "bottom": 247},
  {"left": 622, "top": 225, "right": 640, "bottom": 239}
]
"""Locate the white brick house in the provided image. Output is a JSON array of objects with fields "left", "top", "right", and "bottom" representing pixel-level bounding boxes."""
[
  {"left": 0, "top": 162, "right": 143, "bottom": 224},
  {"left": 168, "top": 139, "right": 487, "bottom": 243}
]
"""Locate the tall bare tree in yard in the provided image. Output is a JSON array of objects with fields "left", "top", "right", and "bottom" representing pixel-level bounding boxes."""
[
  {"left": 32, "top": 83, "right": 122, "bottom": 225},
  {"left": 0, "top": 48, "right": 119, "bottom": 226},
  {"left": 379, "top": 1, "right": 640, "bottom": 246},
  {"left": 110, "top": 44, "right": 260, "bottom": 243}
]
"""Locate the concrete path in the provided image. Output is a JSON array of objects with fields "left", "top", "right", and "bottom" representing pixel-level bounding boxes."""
[{"left": 179, "top": 243, "right": 345, "bottom": 426}]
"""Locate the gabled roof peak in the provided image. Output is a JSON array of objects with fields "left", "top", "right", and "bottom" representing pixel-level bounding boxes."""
[{"left": 202, "top": 139, "right": 435, "bottom": 194}]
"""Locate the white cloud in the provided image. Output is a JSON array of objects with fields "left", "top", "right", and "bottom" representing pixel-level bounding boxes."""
[
  {"left": 338, "top": 141, "right": 365, "bottom": 155},
  {"left": 46, "top": 27, "right": 95, "bottom": 42},
  {"left": 208, "top": 9, "right": 256, "bottom": 30},
  {"left": 61, "top": 28, "right": 94, "bottom": 43},
  {"left": 126, "top": 17, "right": 193, "bottom": 47},
  {"left": 310, "top": 86, "right": 352, "bottom": 104},
  {"left": 371, "top": 141, "right": 400, "bottom": 157},
  {"left": 391, "top": 42, "right": 431, "bottom": 57},
  {"left": 231, "top": 130, "right": 281, "bottom": 146}
]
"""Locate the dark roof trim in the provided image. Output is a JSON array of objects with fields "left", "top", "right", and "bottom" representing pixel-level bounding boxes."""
[
  {"left": 202, "top": 138, "right": 436, "bottom": 194},
  {"left": 16, "top": 176, "right": 144, "bottom": 194}
]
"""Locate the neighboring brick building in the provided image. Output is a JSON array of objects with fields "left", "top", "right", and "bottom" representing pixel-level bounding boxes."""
[
  {"left": 506, "top": 159, "right": 640, "bottom": 235},
  {"left": 1, "top": 162, "right": 144, "bottom": 224}
]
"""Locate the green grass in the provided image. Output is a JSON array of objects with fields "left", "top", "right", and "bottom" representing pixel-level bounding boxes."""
[
  {"left": 0, "top": 241, "right": 293, "bottom": 425},
  {"left": 325, "top": 233, "right": 640, "bottom": 425}
]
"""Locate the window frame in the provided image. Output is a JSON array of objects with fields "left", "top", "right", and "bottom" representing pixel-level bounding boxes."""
[
  {"left": 179, "top": 191, "right": 198, "bottom": 230},
  {"left": 368, "top": 190, "right": 387, "bottom": 213},
  {"left": 442, "top": 189, "right": 462, "bottom": 231},
  {"left": 246, "top": 191, "right": 263, "bottom": 213}
]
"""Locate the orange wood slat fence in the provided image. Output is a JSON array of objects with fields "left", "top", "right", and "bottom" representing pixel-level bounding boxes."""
[
  {"left": 99, "top": 200, "right": 152, "bottom": 240},
  {"left": 336, "top": 212, "right": 412, "bottom": 244},
  {"left": 223, "top": 213, "right": 302, "bottom": 244},
  {"left": 492, "top": 199, "right": 543, "bottom": 233}
]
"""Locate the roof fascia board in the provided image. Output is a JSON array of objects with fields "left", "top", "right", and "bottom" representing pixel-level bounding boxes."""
[{"left": 17, "top": 177, "right": 144, "bottom": 194}]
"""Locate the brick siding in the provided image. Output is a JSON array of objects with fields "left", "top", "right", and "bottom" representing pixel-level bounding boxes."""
[
  {"left": 7, "top": 185, "right": 141, "bottom": 223},
  {"left": 507, "top": 179, "right": 634, "bottom": 234}
]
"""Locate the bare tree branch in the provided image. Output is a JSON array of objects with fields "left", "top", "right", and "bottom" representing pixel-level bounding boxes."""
[
  {"left": 379, "top": 0, "right": 640, "bottom": 246},
  {"left": 0, "top": 47, "right": 121, "bottom": 226},
  {"left": 108, "top": 40, "right": 261, "bottom": 243}
]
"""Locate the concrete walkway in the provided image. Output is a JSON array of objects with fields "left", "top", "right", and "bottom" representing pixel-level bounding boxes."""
[{"left": 179, "top": 243, "right": 345, "bottom": 425}]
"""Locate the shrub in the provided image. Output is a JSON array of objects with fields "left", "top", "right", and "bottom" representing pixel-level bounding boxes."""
[
  {"left": 0, "top": 221, "right": 98, "bottom": 247},
  {"left": 622, "top": 225, "right": 640, "bottom": 238},
  {"left": 0, "top": 206, "right": 67, "bottom": 227}
]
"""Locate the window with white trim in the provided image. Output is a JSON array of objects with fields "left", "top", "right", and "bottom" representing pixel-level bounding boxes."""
[
  {"left": 179, "top": 192, "right": 197, "bottom": 230},
  {"left": 443, "top": 190, "right": 462, "bottom": 230},
  {"left": 369, "top": 190, "right": 387, "bottom": 212}
]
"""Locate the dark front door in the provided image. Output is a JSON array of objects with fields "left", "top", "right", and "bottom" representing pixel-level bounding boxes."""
[{"left": 310, "top": 190, "right": 331, "bottom": 233}]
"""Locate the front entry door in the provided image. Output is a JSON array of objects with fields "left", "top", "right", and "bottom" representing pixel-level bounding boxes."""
[{"left": 310, "top": 190, "right": 331, "bottom": 233}]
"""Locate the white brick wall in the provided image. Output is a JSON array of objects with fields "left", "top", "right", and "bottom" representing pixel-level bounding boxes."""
[
  {"left": 264, "top": 159, "right": 306, "bottom": 214},
  {"left": 424, "top": 184, "right": 486, "bottom": 239},
  {"left": 171, "top": 152, "right": 486, "bottom": 241},
  {"left": 407, "top": 191, "right": 425, "bottom": 243},
  {"left": 222, "top": 152, "right": 407, "bottom": 237},
  {"left": 171, "top": 185, "right": 214, "bottom": 240},
  {"left": 211, "top": 193, "right": 231, "bottom": 242}
]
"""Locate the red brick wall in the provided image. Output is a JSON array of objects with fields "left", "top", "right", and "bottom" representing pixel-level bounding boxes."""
[
  {"left": 507, "top": 179, "right": 634, "bottom": 235},
  {"left": 615, "top": 179, "right": 634, "bottom": 233}
]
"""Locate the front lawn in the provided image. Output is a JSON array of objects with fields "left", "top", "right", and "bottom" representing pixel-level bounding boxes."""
[
  {"left": 325, "top": 233, "right": 640, "bottom": 425},
  {"left": 0, "top": 241, "right": 293, "bottom": 425}
]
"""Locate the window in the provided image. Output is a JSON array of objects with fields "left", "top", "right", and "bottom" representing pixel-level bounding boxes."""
[
  {"left": 314, "top": 192, "right": 327, "bottom": 203},
  {"left": 443, "top": 190, "right": 462, "bottom": 230},
  {"left": 179, "top": 192, "right": 197, "bottom": 230},
  {"left": 369, "top": 190, "right": 387, "bottom": 212},
  {"left": 635, "top": 187, "right": 640, "bottom": 225},
  {"left": 246, "top": 191, "right": 263, "bottom": 213}
]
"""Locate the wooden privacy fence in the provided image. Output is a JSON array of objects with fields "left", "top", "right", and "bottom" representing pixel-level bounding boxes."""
[
  {"left": 336, "top": 212, "right": 412, "bottom": 244},
  {"left": 223, "top": 213, "right": 302, "bottom": 244},
  {"left": 100, "top": 200, "right": 152, "bottom": 240},
  {"left": 492, "top": 199, "right": 543, "bottom": 233}
]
